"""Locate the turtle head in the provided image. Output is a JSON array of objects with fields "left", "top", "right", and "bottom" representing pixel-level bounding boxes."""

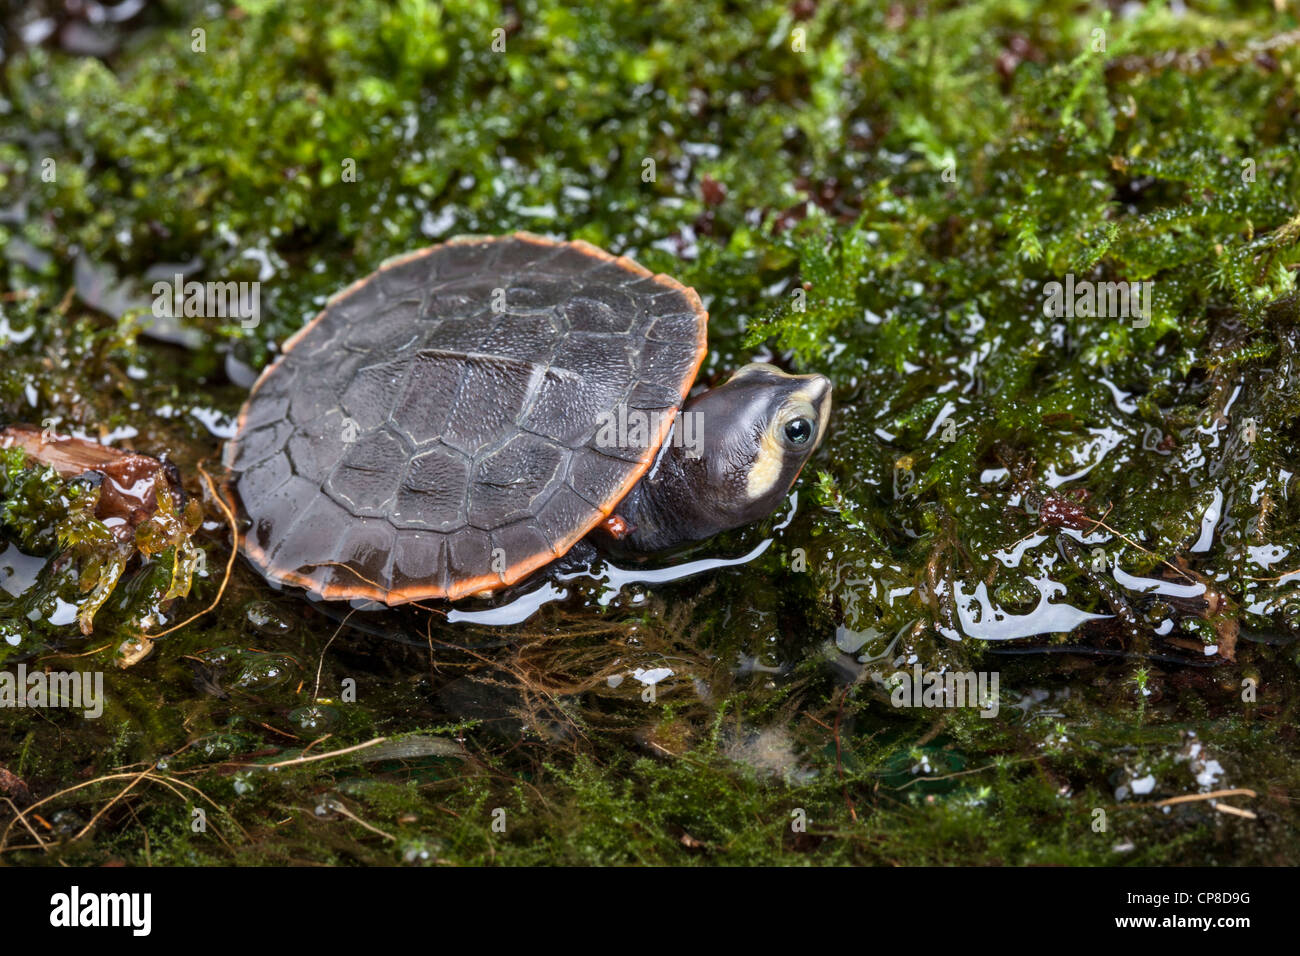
[
  {"left": 680, "top": 362, "right": 832, "bottom": 525},
  {"left": 607, "top": 363, "right": 831, "bottom": 554}
]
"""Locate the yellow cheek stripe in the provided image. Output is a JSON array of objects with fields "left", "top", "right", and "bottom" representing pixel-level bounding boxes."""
[
  {"left": 746, "top": 427, "right": 788, "bottom": 501},
  {"left": 815, "top": 391, "right": 832, "bottom": 449}
]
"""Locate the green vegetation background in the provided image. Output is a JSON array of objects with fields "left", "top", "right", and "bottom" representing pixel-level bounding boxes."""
[{"left": 0, "top": 0, "right": 1298, "bottom": 864}]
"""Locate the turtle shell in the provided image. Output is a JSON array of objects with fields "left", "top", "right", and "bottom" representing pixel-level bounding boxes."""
[{"left": 226, "top": 233, "right": 708, "bottom": 604}]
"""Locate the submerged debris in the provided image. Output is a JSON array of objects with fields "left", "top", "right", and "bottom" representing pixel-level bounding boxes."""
[{"left": 0, "top": 425, "right": 202, "bottom": 636}]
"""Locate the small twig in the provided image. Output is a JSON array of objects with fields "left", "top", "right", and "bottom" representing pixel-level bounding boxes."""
[
  {"left": 1154, "top": 788, "right": 1257, "bottom": 807},
  {"left": 1248, "top": 567, "right": 1300, "bottom": 582},
  {"left": 35, "top": 643, "right": 113, "bottom": 663},
  {"left": 0, "top": 768, "right": 244, "bottom": 853},
  {"left": 310, "top": 561, "right": 392, "bottom": 593},
  {"left": 312, "top": 608, "right": 356, "bottom": 702},
  {"left": 892, "top": 755, "right": 1044, "bottom": 790},
  {"left": 0, "top": 797, "right": 49, "bottom": 853},
  {"left": 143, "top": 461, "right": 238, "bottom": 639},
  {"left": 73, "top": 765, "right": 154, "bottom": 841},
  {"left": 914, "top": 715, "right": 947, "bottom": 748},
  {"left": 997, "top": 523, "right": 1047, "bottom": 555},
  {"left": 313, "top": 801, "right": 395, "bottom": 841},
  {"left": 1091, "top": 517, "right": 1196, "bottom": 584},
  {"left": 255, "top": 721, "right": 301, "bottom": 741},
  {"left": 298, "top": 734, "right": 332, "bottom": 759},
  {"left": 229, "top": 737, "right": 390, "bottom": 770},
  {"left": 1082, "top": 501, "right": 1114, "bottom": 536},
  {"left": 802, "top": 711, "right": 833, "bottom": 732}
]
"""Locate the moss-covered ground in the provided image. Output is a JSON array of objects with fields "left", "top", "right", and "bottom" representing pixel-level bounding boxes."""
[{"left": 1, "top": 0, "right": 1298, "bottom": 864}]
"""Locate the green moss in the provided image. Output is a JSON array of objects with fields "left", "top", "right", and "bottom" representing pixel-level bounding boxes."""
[{"left": 2, "top": 0, "right": 1299, "bottom": 866}]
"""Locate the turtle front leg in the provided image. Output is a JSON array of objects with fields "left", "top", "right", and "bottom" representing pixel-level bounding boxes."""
[{"left": 599, "top": 514, "right": 636, "bottom": 539}]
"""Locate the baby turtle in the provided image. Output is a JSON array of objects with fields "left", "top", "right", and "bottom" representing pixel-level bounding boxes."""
[{"left": 226, "top": 233, "right": 830, "bottom": 604}]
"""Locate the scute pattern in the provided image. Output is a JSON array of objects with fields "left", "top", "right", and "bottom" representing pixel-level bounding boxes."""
[{"left": 228, "top": 234, "right": 707, "bottom": 603}]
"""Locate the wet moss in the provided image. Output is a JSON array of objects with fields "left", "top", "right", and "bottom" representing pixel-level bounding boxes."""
[{"left": 2, "top": 0, "right": 1299, "bottom": 865}]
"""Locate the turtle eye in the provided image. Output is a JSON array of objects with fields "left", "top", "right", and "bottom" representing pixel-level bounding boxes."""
[{"left": 783, "top": 417, "right": 814, "bottom": 446}]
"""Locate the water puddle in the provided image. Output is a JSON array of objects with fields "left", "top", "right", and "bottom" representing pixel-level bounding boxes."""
[
  {"left": 446, "top": 493, "right": 801, "bottom": 626},
  {"left": 446, "top": 581, "right": 568, "bottom": 626},
  {"left": 1044, "top": 426, "right": 1129, "bottom": 487},
  {"left": 0, "top": 541, "right": 44, "bottom": 599},
  {"left": 446, "top": 538, "right": 776, "bottom": 626},
  {"left": 936, "top": 576, "right": 1111, "bottom": 642}
]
